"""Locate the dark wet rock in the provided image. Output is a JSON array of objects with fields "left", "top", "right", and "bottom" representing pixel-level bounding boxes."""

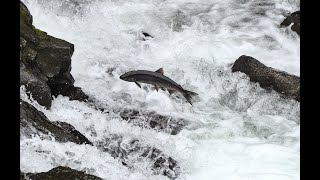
[
  {"left": 141, "top": 31, "right": 154, "bottom": 41},
  {"left": 21, "top": 66, "right": 52, "bottom": 108},
  {"left": 20, "top": 170, "right": 26, "bottom": 180},
  {"left": 20, "top": 1, "right": 88, "bottom": 107},
  {"left": 142, "top": 32, "right": 153, "bottom": 38},
  {"left": 36, "top": 34, "right": 75, "bottom": 82},
  {"left": 21, "top": 0, "right": 75, "bottom": 82},
  {"left": 20, "top": 100, "right": 92, "bottom": 145},
  {"left": 24, "top": 166, "right": 102, "bottom": 180},
  {"left": 280, "top": 11, "right": 300, "bottom": 36},
  {"left": 52, "top": 121, "right": 93, "bottom": 145},
  {"left": 20, "top": 1, "right": 38, "bottom": 44},
  {"left": 119, "top": 109, "right": 187, "bottom": 135},
  {"left": 97, "top": 134, "right": 181, "bottom": 179},
  {"left": 231, "top": 55, "right": 300, "bottom": 101},
  {"left": 48, "top": 82, "right": 89, "bottom": 102},
  {"left": 20, "top": 3, "right": 52, "bottom": 109}
]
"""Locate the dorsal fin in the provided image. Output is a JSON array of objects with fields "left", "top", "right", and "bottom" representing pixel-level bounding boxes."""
[{"left": 155, "top": 68, "right": 164, "bottom": 75}]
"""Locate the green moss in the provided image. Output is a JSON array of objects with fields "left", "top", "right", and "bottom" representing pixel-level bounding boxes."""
[
  {"left": 20, "top": 7, "right": 27, "bottom": 20},
  {"left": 20, "top": 3, "right": 38, "bottom": 44},
  {"left": 20, "top": 2, "right": 31, "bottom": 24},
  {"left": 20, "top": 3, "right": 49, "bottom": 44},
  {"left": 20, "top": 20, "right": 37, "bottom": 43},
  {"left": 32, "top": 26, "right": 48, "bottom": 40}
]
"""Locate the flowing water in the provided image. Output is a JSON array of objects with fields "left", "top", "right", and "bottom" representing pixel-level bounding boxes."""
[{"left": 20, "top": 0, "right": 300, "bottom": 179}]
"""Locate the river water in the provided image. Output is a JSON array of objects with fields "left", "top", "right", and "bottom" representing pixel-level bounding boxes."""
[{"left": 20, "top": 0, "right": 300, "bottom": 179}]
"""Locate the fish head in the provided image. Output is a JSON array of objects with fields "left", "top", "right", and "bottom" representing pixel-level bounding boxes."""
[{"left": 119, "top": 72, "right": 137, "bottom": 82}]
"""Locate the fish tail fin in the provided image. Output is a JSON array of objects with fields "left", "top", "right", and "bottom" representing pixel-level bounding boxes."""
[{"left": 183, "top": 90, "right": 198, "bottom": 105}]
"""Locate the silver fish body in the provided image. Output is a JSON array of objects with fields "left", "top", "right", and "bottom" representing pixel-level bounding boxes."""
[{"left": 120, "top": 68, "right": 197, "bottom": 105}]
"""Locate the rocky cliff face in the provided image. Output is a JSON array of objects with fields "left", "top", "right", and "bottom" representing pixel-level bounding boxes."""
[
  {"left": 20, "top": 1, "right": 97, "bottom": 177},
  {"left": 20, "top": 1, "right": 87, "bottom": 109}
]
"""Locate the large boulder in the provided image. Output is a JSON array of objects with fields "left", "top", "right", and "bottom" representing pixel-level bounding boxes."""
[
  {"left": 231, "top": 55, "right": 300, "bottom": 102},
  {"left": 20, "top": 99, "right": 92, "bottom": 145},
  {"left": 20, "top": 1, "right": 88, "bottom": 109},
  {"left": 23, "top": 166, "right": 102, "bottom": 180},
  {"left": 280, "top": 11, "right": 300, "bottom": 36}
]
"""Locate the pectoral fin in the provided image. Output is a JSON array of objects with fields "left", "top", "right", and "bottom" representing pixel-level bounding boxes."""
[
  {"left": 154, "top": 84, "right": 159, "bottom": 92},
  {"left": 135, "top": 82, "right": 141, "bottom": 88}
]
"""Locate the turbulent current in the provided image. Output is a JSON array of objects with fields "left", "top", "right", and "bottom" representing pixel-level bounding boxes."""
[{"left": 20, "top": 0, "right": 300, "bottom": 179}]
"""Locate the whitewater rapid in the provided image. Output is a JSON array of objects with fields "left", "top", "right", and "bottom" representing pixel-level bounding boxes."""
[{"left": 20, "top": 0, "right": 300, "bottom": 179}]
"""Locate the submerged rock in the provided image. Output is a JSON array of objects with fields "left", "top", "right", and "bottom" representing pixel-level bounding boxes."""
[
  {"left": 20, "top": 100, "right": 92, "bottom": 145},
  {"left": 170, "top": 10, "right": 191, "bottom": 32},
  {"left": 140, "top": 31, "right": 154, "bottom": 41},
  {"left": 86, "top": 98, "right": 188, "bottom": 135},
  {"left": 280, "top": 11, "right": 300, "bottom": 36},
  {"left": 119, "top": 109, "right": 187, "bottom": 135},
  {"left": 20, "top": 1, "right": 88, "bottom": 108},
  {"left": 231, "top": 55, "right": 300, "bottom": 101},
  {"left": 97, "top": 134, "right": 181, "bottom": 179},
  {"left": 52, "top": 121, "right": 93, "bottom": 145},
  {"left": 24, "top": 166, "right": 102, "bottom": 180}
]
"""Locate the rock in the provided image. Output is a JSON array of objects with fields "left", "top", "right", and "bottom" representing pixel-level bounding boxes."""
[
  {"left": 20, "top": 1, "right": 38, "bottom": 44},
  {"left": 24, "top": 166, "right": 102, "bottom": 180},
  {"left": 52, "top": 121, "right": 93, "bottom": 145},
  {"left": 85, "top": 98, "right": 187, "bottom": 135},
  {"left": 48, "top": 82, "right": 89, "bottom": 102},
  {"left": 20, "top": 100, "right": 92, "bottom": 145},
  {"left": 21, "top": 1, "right": 75, "bottom": 81},
  {"left": 35, "top": 34, "right": 75, "bottom": 83},
  {"left": 141, "top": 31, "right": 154, "bottom": 41},
  {"left": 231, "top": 55, "right": 300, "bottom": 101},
  {"left": 20, "top": 1, "right": 89, "bottom": 107},
  {"left": 20, "top": 170, "right": 26, "bottom": 180},
  {"left": 97, "top": 134, "right": 181, "bottom": 179},
  {"left": 280, "top": 11, "right": 300, "bottom": 36},
  {"left": 20, "top": 66, "right": 52, "bottom": 108},
  {"left": 119, "top": 109, "right": 187, "bottom": 135}
]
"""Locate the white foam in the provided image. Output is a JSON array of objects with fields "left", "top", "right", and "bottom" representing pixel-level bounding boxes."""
[{"left": 21, "top": 0, "right": 300, "bottom": 179}]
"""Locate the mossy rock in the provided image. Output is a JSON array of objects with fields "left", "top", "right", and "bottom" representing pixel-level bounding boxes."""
[
  {"left": 20, "top": 1, "right": 88, "bottom": 107},
  {"left": 32, "top": 26, "right": 48, "bottom": 41},
  {"left": 20, "top": 1, "right": 38, "bottom": 44}
]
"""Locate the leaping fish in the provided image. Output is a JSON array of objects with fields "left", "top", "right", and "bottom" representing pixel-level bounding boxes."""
[{"left": 119, "top": 68, "right": 198, "bottom": 105}]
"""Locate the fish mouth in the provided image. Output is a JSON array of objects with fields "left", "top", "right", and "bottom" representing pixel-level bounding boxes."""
[{"left": 119, "top": 73, "right": 127, "bottom": 80}]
